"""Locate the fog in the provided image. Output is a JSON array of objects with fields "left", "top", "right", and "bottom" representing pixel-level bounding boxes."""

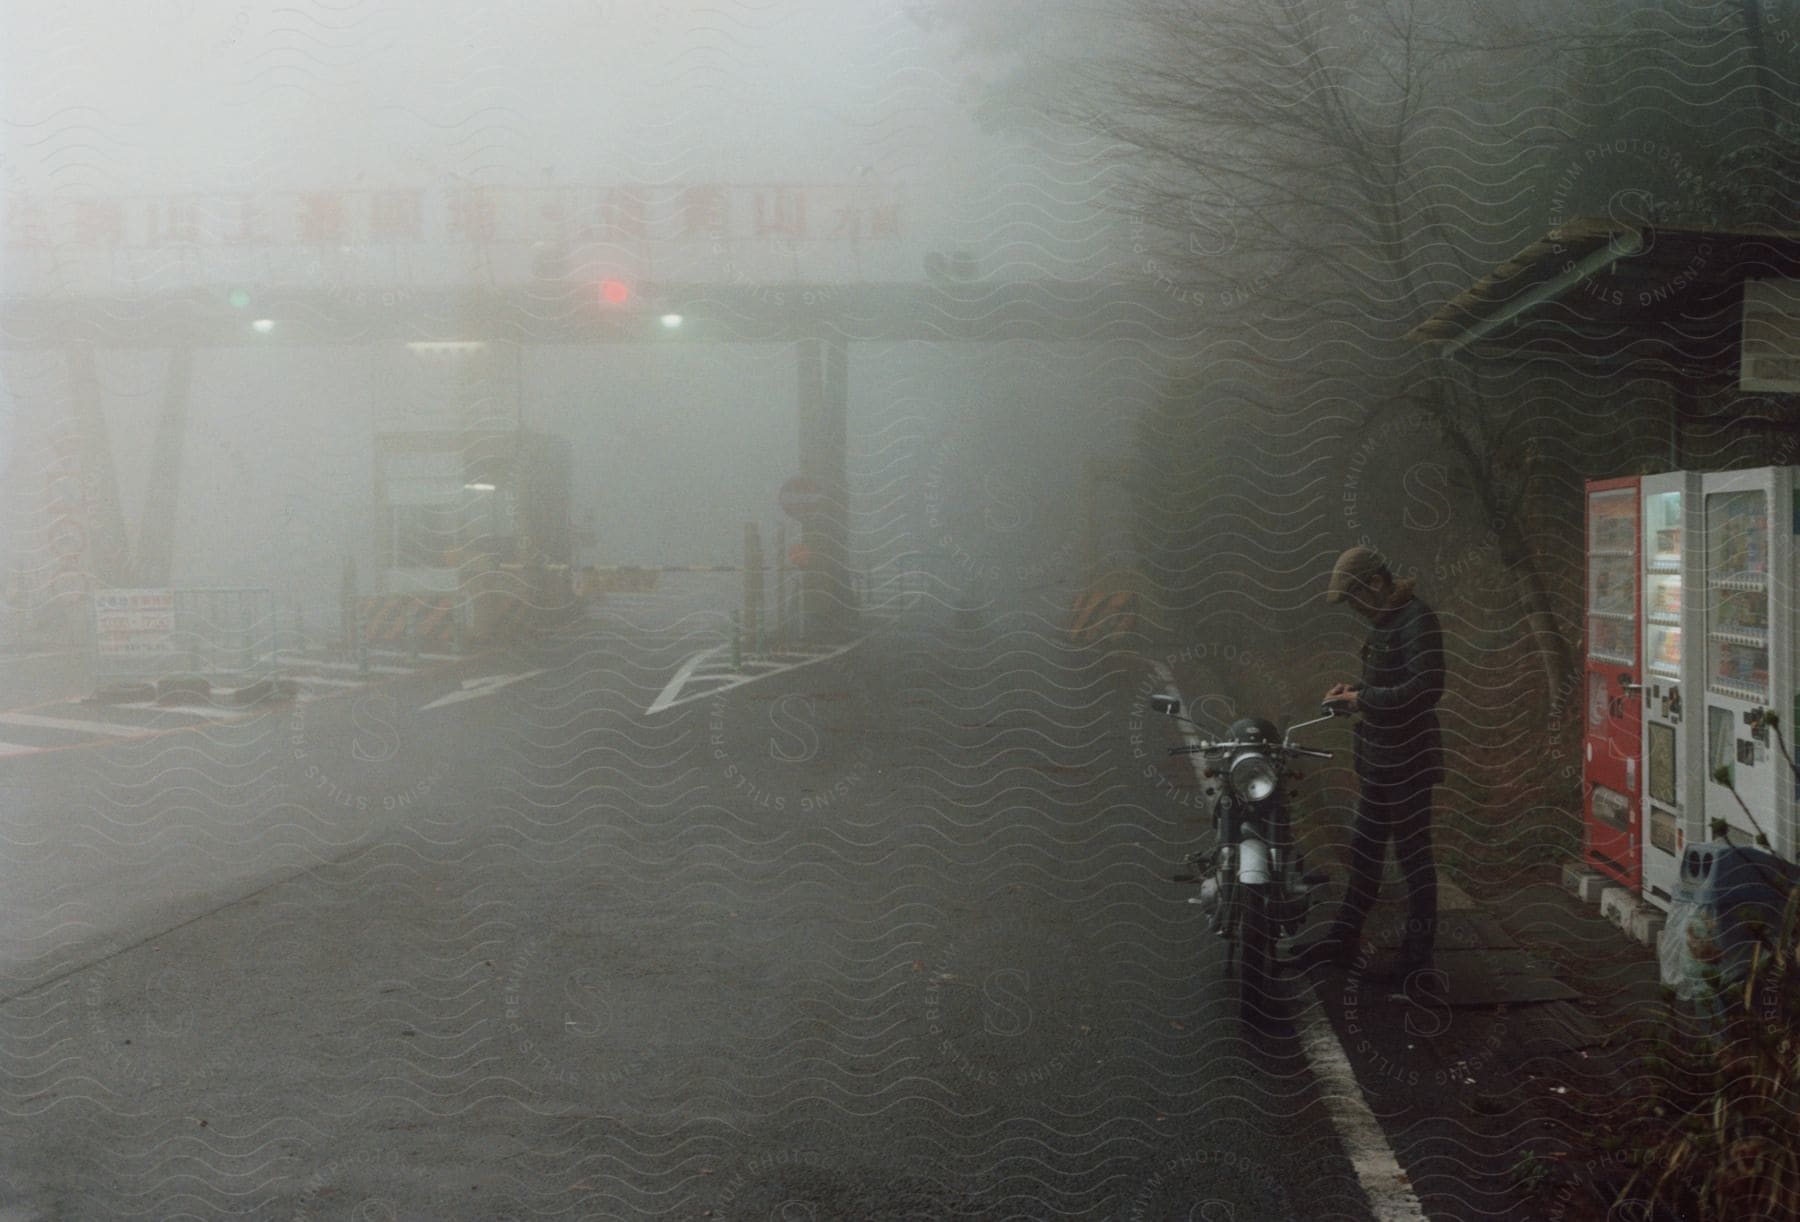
[
  {"left": 9, "top": 3, "right": 1800, "bottom": 1217},
  {"left": 0, "top": 0, "right": 1156, "bottom": 616}
]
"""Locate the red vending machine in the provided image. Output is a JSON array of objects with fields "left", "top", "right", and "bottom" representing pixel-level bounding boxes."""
[{"left": 1584, "top": 477, "right": 1643, "bottom": 886}]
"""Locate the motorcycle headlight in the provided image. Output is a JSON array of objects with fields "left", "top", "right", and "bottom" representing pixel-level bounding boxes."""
[{"left": 1229, "top": 752, "right": 1280, "bottom": 803}]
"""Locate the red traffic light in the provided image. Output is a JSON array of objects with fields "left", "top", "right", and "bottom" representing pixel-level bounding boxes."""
[{"left": 599, "top": 278, "right": 630, "bottom": 305}]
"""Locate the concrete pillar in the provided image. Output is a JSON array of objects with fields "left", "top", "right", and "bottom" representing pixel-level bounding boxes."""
[
  {"left": 136, "top": 346, "right": 195, "bottom": 587},
  {"left": 66, "top": 344, "right": 131, "bottom": 586},
  {"left": 796, "top": 334, "right": 854, "bottom": 639},
  {"left": 743, "top": 521, "right": 764, "bottom": 654}
]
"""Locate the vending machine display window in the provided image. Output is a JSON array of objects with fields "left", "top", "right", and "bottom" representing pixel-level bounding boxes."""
[
  {"left": 1588, "top": 489, "right": 1638, "bottom": 666},
  {"left": 1646, "top": 490, "right": 1684, "bottom": 564},
  {"left": 1705, "top": 489, "right": 1770, "bottom": 701},
  {"left": 1644, "top": 489, "right": 1684, "bottom": 679}
]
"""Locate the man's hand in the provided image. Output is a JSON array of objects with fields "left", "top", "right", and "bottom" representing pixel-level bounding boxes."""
[{"left": 1323, "top": 683, "right": 1360, "bottom": 711}]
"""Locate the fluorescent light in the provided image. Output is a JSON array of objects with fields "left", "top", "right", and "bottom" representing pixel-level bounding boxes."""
[
  {"left": 251, "top": 318, "right": 275, "bottom": 333},
  {"left": 463, "top": 482, "right": 496, "bottom": 492},
  {"left": 660, "top": 313, "right": 683, "bottom": 329}
]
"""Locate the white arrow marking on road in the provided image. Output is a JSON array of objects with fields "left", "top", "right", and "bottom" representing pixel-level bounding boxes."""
[
  {"left": 421, "top": 670, "right": 547, "bottom": 711},
  {"left": 645, "top": 634, "right": 873, "bottom": 715}
]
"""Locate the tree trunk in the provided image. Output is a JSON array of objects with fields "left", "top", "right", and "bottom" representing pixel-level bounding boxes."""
[{"left": 1493, "top": 511, "right": 1574, "bottom": 699}]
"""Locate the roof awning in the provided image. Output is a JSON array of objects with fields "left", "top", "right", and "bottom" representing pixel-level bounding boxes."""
[{"left": 1409, "top": 218, "right": 1800, "bottom": 378}]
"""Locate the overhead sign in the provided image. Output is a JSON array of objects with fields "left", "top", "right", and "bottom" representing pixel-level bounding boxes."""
[
  {"left": 778, "top": 475, "right": 827, "bottom": 519},
  {"left": 1741, "top": 278, "right": 1800, "bottom": 393},
  {"left": 4, "top": 181, "right": 903, "bottom": 251},
  {"left": 93, "top": 589, "right": 175, "bottom": 656}
]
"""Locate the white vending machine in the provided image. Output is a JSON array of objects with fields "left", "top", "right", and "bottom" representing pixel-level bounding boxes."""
[
  {"left": 1639, "top": 471, "right": 1702, "bottom": 909},
  {"left": 1700, "top": 465, "right": 1799, "bottom": 863}
]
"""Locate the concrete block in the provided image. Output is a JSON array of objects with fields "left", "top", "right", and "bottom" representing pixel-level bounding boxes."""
[
  {"left": 1562, "top": 861, "right": 1599, "bottom": 898},
  {"left": 1630, "top": 907, "right": 1666, "bottom": 947},
  {"left": 1600, "top": 885, "right": 1641, "bottom": 932},
  {"left": 88, "top": 681, "right": 156, "bottom": 705},
  {"left": 1578, "top": 873, "right": 1611, "bottom": 904}
]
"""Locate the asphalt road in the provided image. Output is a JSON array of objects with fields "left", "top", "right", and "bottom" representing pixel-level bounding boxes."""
[{"left": 0, "top": 587, "right": 1385, "bottom": 1220}]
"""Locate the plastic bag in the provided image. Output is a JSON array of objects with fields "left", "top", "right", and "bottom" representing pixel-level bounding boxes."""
[
  {"left": 1657, "top": 894, "right": 1708, "bottom": 1000},
  {"left": 1659, "top": 842, "right": 1797, "bottom": 1007}
]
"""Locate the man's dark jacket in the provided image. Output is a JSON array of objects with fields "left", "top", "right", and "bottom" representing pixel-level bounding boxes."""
[{"left": 1352, "top": 593, "right": 1446, "bottom": 787}]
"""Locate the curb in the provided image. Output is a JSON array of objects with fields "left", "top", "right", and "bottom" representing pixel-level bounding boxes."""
[
  {"left": 155, "top": 676, "right": 212, "bottom": 706},
  {"left": 1564, "top": 862, "right": 1665, "bottom": 948},
  {"left": 88, "top": 681, "right": 157, "bottom": 705}
]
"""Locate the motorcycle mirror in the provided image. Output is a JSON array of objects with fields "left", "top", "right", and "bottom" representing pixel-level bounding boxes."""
[{"left": 1149, "top": 695, "right": 1182, "bottom": 717}]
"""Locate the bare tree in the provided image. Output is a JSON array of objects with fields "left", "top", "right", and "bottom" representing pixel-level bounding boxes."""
[{"left": 1076, "top": 0, "right": 1588, "bottom": 692}]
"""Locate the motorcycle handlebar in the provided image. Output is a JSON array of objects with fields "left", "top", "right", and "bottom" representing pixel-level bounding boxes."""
[{"left": 1168, "top": 741, "right": 1333, "bottom": 760}]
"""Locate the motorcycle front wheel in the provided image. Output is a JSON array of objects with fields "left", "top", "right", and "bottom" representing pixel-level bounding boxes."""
[{"left": 1238, "top": 884, "right": 1277, "bottom": 1025}]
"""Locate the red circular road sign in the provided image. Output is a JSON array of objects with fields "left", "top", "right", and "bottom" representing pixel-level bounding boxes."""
[{"left": 778, "top": 475, "right": 827, "bottom": 519}]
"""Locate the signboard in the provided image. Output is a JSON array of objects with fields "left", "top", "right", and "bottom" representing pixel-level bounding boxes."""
[
  {"left": 93, "top": 588, "right": 175, "bottom": 656},
  {"left": 1741, "top": 278, "right": 1800, "bottom": 393},
  {"left": 778, "top": 475, "right": 826, "bottom": 520},
  {"left": 3, "top": 181, "right": 903, "bottom": 251}
]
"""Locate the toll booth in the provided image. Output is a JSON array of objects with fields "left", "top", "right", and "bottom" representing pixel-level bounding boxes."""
[{"left": 370, "top": 427, "right": 574, "bottom": 648}]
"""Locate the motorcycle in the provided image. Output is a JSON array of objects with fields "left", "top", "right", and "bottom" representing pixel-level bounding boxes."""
[{"left": 1148, "top": 694, "right": 1351, "bottom": 1023}]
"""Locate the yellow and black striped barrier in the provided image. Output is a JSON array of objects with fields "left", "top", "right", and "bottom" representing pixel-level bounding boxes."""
[
  {"left": 362, "top": 594, "right": 458, "bottom": 648},
  {"left": 1069, "top": 578, "right": 1143, "bottom": 647}
]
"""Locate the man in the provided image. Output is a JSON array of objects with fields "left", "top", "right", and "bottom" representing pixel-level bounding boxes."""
[{"left": 1293, "top": 545, "right": 1446, "bottom": 977}]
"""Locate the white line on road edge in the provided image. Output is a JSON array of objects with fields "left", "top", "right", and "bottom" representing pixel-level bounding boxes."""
[
  {"left": 0, "top": 712, "right": 147, "bottom": 738},
  {"left": 646, "top": 635, "right": 872, "bottom": 715},
  {"left": 1151, "top": 661, "right": 1426, "bottom": 1222},
  {"left": 1298, "top": 1005, "right": 1429, "bottom": 1220}
]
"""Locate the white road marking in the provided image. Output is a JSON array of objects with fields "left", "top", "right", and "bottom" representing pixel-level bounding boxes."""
[
  {"left": 1298, "top": 1007, "right": 1429, "bottom": 1220},
  {"left": 288, "top": 659, "right": 414, "bottom": 675},
  {"left": 645, "top": 635, "right": 872, "bottom": 715},
  {"left": 0, "top": 712, "right": 148, "bottom": 738},
  {"left": 421, "top": 669, "right": 547, "bottom": 711},
  {"left": 115, "top": 703, "right": 250, "bottom": 721},
  {"left": 1151, "top": 661, "right": 1426, "bottom": 1222}
]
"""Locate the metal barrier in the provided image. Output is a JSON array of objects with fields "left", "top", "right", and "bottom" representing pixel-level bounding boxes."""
[{"left": 90, "top": 586, "right": 278, "bottom": 685}]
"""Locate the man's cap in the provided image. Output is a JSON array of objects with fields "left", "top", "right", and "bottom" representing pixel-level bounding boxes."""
[{"left": 1326, "top": 545, "right": 1388, "bottom": 604}]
